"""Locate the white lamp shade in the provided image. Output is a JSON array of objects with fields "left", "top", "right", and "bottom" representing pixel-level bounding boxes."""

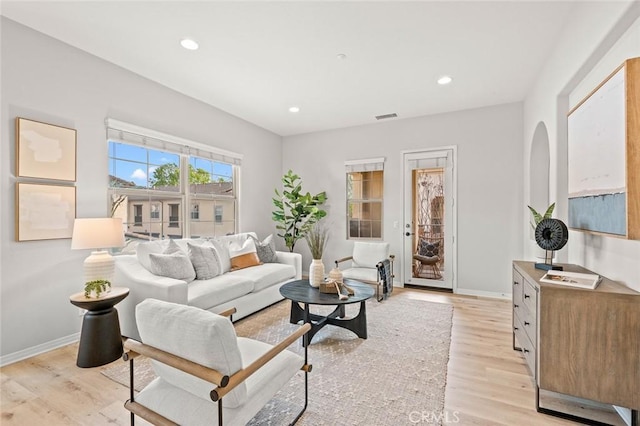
[{"left": 71, "top": 218, "right": 125, "bottom": 250}]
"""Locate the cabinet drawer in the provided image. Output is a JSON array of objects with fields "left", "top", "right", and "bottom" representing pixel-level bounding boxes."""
[
  {"left": 520, "top": 303, "right": 537, "bottom": 344},
  {"left": 512, "top": 269, "right": 524, "bottom": 303},
  {"left": 514, "top": 317, "right": 536, "bottom": 378},
  {"left": 522, "top": 278, "right": 537, "bottom": 313}
]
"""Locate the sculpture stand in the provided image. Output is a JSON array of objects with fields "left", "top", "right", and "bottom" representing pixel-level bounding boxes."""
[{"left": 535, "top": 250, "right": 563, "bottom": 271}]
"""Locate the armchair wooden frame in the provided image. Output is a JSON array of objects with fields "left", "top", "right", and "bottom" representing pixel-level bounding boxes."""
[
  {"left": 122, "top": 307, "right": 312, "bottom": 426},
  {"left": 334, "top": 254, "right": 395, "bottom": 302}
]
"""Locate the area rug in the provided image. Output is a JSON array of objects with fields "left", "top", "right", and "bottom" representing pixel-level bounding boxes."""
[{"left": 102, "top": 296, "right": 453, "bottom": 425}]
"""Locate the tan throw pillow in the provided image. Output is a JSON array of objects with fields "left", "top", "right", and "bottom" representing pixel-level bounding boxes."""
[{"left": 228, "top": 238, "right": 261, "bottom": 271}]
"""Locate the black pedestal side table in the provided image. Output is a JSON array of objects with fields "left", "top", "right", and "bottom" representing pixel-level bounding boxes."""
[{"left": 69, "top": 287, "right": 129, "bottom": 368}]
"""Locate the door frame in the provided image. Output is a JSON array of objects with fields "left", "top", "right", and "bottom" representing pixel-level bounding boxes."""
[{"left": 401, "top": 146, "right": 457, "bottom": 292}]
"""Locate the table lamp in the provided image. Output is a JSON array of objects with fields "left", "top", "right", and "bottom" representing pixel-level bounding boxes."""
[{"left": 71, "top": 218, "right": 125, "bottom": 284}]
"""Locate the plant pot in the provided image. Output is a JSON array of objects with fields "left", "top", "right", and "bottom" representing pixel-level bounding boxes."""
[{"left": 309, "top": 259, "right": 325, "bottom": 288}]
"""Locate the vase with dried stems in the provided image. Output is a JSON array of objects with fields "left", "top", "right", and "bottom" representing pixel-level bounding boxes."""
[{"left": 306, "top": 223, "right": 329, "bottom": 288}]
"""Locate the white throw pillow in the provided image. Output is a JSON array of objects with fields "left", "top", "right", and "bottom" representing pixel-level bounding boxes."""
[
  {"left": 208, "top": 238, "right": 231, "bottom": 273},
  {"left": 188, "top": 242, "right": 221, "bottom": 280}
]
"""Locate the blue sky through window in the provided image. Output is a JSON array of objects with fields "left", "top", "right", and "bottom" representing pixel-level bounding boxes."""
[{"left": 109, "top": 141, "right": 179, "bottom": 188}]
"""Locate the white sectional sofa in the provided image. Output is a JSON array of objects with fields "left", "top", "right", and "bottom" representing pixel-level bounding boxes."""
[{"left": 114, "top": 232, "right": 301, "bottom": 341}]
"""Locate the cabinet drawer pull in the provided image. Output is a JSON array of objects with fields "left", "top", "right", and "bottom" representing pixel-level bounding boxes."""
[
  {"left": 524, "top": 321, "right": 530, "bottom": 326},
  {"left": 524, "top": 294, "right": 530, "bottom": 299},
  {"left": 523, "top": 349, "right": 530, "bottom": 354},
  {"left": 513, "top": 281, "right": 519, "bottom": 285},
  {"left": 514, "top": 304, "right": 519, "bottom": 308},
  {"left": 514, "top": 326, "right": 519, "bottom": 331}
]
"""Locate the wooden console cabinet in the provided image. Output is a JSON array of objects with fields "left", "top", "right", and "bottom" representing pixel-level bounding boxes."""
[{"left": 512, "top": 261, "right": 639, "bottom": 424}]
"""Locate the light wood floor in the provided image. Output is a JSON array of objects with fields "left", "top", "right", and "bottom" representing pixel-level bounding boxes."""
[{"left": 1, "top": 287, "right": 626, "bottom": 425}]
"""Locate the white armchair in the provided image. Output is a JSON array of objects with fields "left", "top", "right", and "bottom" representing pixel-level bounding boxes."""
[
  {"left": 334, "top": 242, "right": 395, "bottom": 301},
  {"left": 122, "top": 299, "right": 311, "bottom": 426}
]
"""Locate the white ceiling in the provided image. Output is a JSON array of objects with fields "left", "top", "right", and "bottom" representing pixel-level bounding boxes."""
[{"left": 1, "top": 1, "right": 579, "bottom": 136}]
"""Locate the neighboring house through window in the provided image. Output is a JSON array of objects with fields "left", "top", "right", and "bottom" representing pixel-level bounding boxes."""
[
  {"left": 107, "top": 119, "right": 241, "bottom": 242},
  {"left": 345, "top": 158, "right": 384, "bottom": 239}
]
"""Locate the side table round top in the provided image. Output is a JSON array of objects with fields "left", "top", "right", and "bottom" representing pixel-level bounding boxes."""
[
  {"left": 69, "top": 287, "right": 129, "bottom": 311},
  {"left": 280, "top": 279, "right": 374, "bottom": 305}
]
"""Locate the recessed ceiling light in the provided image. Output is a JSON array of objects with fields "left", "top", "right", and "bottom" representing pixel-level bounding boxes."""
[
  {"left": 180, "top": 38, "right": 199, "bottom": 51},
  {"left": 437, "top": 75, "right": 453, "bottom": 85},
  {"left": 336, "top": 53, "right": 347, "bottom": 60},
  {"left": 289, "top": 106, "right": 300, "bottom": 113}
]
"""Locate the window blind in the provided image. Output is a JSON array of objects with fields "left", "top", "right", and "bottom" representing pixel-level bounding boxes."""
[
  {"left": 344, "top": 157, "right": 385, "bottom": 173},
  {"left": 105, "top": 118, "right": 243, "bottom": 166}
]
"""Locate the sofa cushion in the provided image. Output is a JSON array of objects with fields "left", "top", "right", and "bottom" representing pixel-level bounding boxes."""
[
  {"left": 229, "top": 263, "right": 295, "bottom": 292},
  {"left": 188, "top": 242, "right": 221, "bottom": 280},
  {"left": 229, "top": 238, "right": 261, "bottom": 271},
  {"left": 187, "top": 274, "right": 254, "bottom": 310},
  {"left": 149, "top": 252, "right": 197, "bottom": 282},
  {"left": 250, "top": 234, "right": 278, "bottom": 263},
  {"left": 352, "top": 242, "right": 390, "bottom": 268},
  {"left": 342, "top": 267, "right": 378, "bottom": 283},
  {"left": 136, "top": 299, "right": 247, "bottom": 408}
]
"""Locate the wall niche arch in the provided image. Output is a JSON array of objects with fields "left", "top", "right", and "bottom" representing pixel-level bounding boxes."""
[{"left": 529, "top": 121, "right": 551, "bottom": 237}]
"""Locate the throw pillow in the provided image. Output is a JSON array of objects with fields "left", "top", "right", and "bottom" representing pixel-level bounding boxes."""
[
  {"left": 149, "top": 252, "right": 197, "bottom": 282},
  {"left": 228, "top": 238, "right": 261, "bottom": 271},
  {"left": 418, "top": 240, "right": 440, "bottom": 257},
  {"left": 164, "top": 238, "right": 183, "bottom": 255},
  {"left": 250, "top": 234, "right": 278, "bottom": 263},
  {"left": 188, "top": 242, "right": 222, "bottom": 280},
  {"left": 208, "top": 238, "right": 232, "bottom": 273}
]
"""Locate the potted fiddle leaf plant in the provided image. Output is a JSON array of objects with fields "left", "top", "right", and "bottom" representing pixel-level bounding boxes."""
[{"left": 272, "top": 170, "right": 327, "bottom": 252}]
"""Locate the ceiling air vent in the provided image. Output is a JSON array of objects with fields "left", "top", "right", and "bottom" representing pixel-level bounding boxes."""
[{"left": 375, "top": 113, "right": 398, "bottom": 120}]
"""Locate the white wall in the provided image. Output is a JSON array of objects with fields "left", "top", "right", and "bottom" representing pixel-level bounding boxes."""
[
  {"left": 283, "top": 103, "right": 524, "bottom": 298},
  {"left": 523, "top": 1, "right": 640, "bottom": 292},
  {"left": 0, "top": 18, "right": 283, "bottom": 363}
]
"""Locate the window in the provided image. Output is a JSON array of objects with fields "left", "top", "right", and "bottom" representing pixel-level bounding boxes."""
[
  {"left": 133, "top": 204, "right": 143, "bottom": 226},
  {"left": 107, "top": 119, "right": 241, "bottom": 242},
  {"left": 150, "top": 203, "right": 160, "bottom": 219},
  {"left": 169, "top": 204, "right": 179, "bottom": 228},
  {"left": 346, "top": 158, "right": 384, "bottom": 239},
  {"left": 190, "top": 203, "right": 200, "bottom": 220}
]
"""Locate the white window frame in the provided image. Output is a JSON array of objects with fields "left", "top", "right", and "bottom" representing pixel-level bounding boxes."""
[
  {"left": 345, "top": 157, "right": 385, "bottom": 240},
  {"left": 107, "top": 119, "right": 242, "bottom": 239}
]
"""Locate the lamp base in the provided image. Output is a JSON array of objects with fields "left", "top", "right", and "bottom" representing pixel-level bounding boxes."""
[{"left": 84, "top": 250, "right": 115, "bottom": 283}]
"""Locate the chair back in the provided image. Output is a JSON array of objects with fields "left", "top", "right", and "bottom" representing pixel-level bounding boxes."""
[
  {"left": 352, "top": 242, "right": 390, "bottom": 268},
  {"left": 136, "top": 299, "right": 247, "bottom": 407}
]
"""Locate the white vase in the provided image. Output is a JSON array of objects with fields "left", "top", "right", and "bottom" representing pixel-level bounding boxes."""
[{"left": 309, "top": 259, "right": 325, "bottom": 288}]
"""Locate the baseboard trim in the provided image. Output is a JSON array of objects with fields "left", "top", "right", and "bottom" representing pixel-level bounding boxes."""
[
  {"left": 0, "top": 332, "right": 80, "bottom": 367},
  {"left": 455, "top": 288, "right": 511, "bottom": 300}
]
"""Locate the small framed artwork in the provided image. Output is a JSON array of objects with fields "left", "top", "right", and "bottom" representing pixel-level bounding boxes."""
[
  {"left": 16, "top": 117, "right": 77, "bottom": 182},
  {"left": 16, "top": 182, "right": 76, "bottom": 241}
]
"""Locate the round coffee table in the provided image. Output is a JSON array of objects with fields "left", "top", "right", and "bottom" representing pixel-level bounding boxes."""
[{"left": 279, "top": 279, "right": 374, "bottom": 346}]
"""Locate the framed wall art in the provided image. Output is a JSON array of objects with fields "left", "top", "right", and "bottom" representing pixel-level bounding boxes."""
[
  {"left": 16, "top": 117, "right": 77, "bottom": 182},
  {"left": 567, "top": 57, "right": 639, "bottom": 239},
  {"left": 16, "top": 182, "right": 76, "bottom": 241}
]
